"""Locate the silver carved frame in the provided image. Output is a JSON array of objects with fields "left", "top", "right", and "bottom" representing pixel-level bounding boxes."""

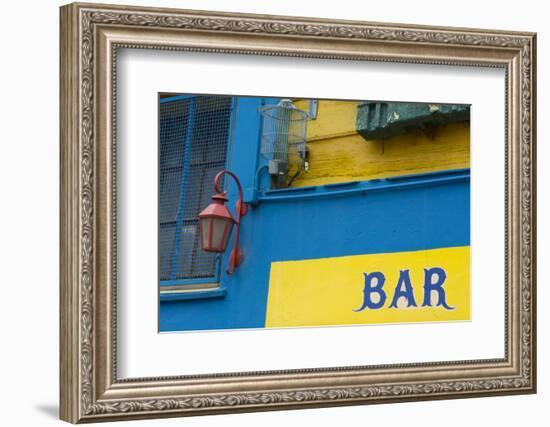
[{"left": 59, "top": 2, "right": 537, "bottom": 423}]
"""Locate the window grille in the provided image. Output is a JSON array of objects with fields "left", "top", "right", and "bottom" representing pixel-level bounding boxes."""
[{"left": 159, "top": 95, "right": 233, "bottom": 284}]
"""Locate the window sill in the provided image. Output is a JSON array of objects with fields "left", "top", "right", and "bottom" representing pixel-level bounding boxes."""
[{"left": 160, "top": 287, "right": 226, "bottom": 302}]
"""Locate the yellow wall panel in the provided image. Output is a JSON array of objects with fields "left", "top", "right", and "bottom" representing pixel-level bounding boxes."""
[
  {"left": 265, "top": 246, "right": 470, "bottom": 328},
  {"left": 291, "top": 100, "right": 470, "bottom": 187},
  {"left": 295, "top": 99, "right": 358, "bottom": 141}
]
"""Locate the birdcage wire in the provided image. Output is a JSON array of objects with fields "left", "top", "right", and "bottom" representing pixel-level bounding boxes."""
[{"left": 259, "top": 99, "right": 308, "bottom": 163}]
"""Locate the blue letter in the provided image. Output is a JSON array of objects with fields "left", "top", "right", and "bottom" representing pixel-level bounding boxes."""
[
  {"left": 389, "top": 269, "right": 417, "bottom": 308},
  {"left": 422, "top": 267, "right": 453, "bottom": 310},
  {"left": 354, "top": 272, "right": 386, "bottom": 312}
]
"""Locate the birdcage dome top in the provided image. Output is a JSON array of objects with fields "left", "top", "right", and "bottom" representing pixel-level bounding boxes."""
[{"left": 259, "top": 99, "right": 309, "bottom": 121}]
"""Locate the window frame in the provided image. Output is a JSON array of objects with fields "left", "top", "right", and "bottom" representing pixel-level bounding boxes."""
[{"left": 158, "top": 94, "right": 236, "bottom": 299}]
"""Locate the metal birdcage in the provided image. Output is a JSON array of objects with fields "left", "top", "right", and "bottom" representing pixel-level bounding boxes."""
[{"left": 259, "top": 99, "right": 308, "bottom": 186}]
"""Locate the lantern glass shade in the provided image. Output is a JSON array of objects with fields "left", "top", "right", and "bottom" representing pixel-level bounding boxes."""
[{"left": 199, "top": 215, "right": 234, "bottom": 253}]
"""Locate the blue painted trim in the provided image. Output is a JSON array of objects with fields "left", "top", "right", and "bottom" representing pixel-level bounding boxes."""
[
  {"left": 259, "top": 168, "right": 470, "bottom": 203},
  {"left": 210, "top": 97, "right": 239, "bottom": 278},
  {"left": 227, "top": 97, "right": 268, "bottom": 196},
  {"left": 160, "top": 277, "right": 219, "bottom": 287},
  {"left": 384, "top": 167, "right": 469, "bottom": 181},
  {"left": 308, "top": 99, "right": 319, "bottom": 119},
  {"left": 160, "top": 287, "right": 227, "bottom": 302},
  {"left": 226, "top": 97, "right": 237, "bottom": 174},
  {"left": 242, "top": 164, "right": 270, "bottom": 205},
  {"left": 160, "top": 94, "right": 195, "bottom": 104},
  {"left": 239, "top": 98, "right": 281, "bottom": 205},
  {"left": 255, "top": 164, "right": 269, "bottom": 187},
  {"left": 170, "top": 97, "right": 196, "bottom": 279}
]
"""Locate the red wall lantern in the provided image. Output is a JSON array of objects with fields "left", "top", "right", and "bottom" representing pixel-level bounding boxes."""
[{"left": 198, "top": 170, "right": 248, "bottom": 275}]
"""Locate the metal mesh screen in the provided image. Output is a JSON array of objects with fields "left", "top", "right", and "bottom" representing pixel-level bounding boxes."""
[{"left": 159, "top": 95, "right": 233, "bottom": 283}]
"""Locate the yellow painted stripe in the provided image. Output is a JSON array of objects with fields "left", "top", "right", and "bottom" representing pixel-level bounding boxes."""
[{"left": 265, "top": 246, "right": 470, "bottom": 328}]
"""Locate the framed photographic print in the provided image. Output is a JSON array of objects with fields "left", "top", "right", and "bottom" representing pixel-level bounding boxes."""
[
  {"left": 60, "top": 2, "right": 537, "bottom": 423},
  {"left": 157, "top": 94, "right": 471, "bottom": 331}
]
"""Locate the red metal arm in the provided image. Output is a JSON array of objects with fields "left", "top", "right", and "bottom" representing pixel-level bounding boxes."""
[{"left": 213, "top": 170, "right": 247, "bottom": 275}]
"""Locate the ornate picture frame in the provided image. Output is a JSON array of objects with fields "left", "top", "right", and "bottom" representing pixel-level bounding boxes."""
[{"left": 60, "top": 2, "right": 536, "bottom": 423}]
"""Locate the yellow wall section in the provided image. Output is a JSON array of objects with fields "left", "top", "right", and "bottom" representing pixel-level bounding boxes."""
[
  {"left": 292, "top": 100, "right": 470, "bottom": 187},
  {"left": 265, "top": 246, "right": 470, "bottom": 328}
]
